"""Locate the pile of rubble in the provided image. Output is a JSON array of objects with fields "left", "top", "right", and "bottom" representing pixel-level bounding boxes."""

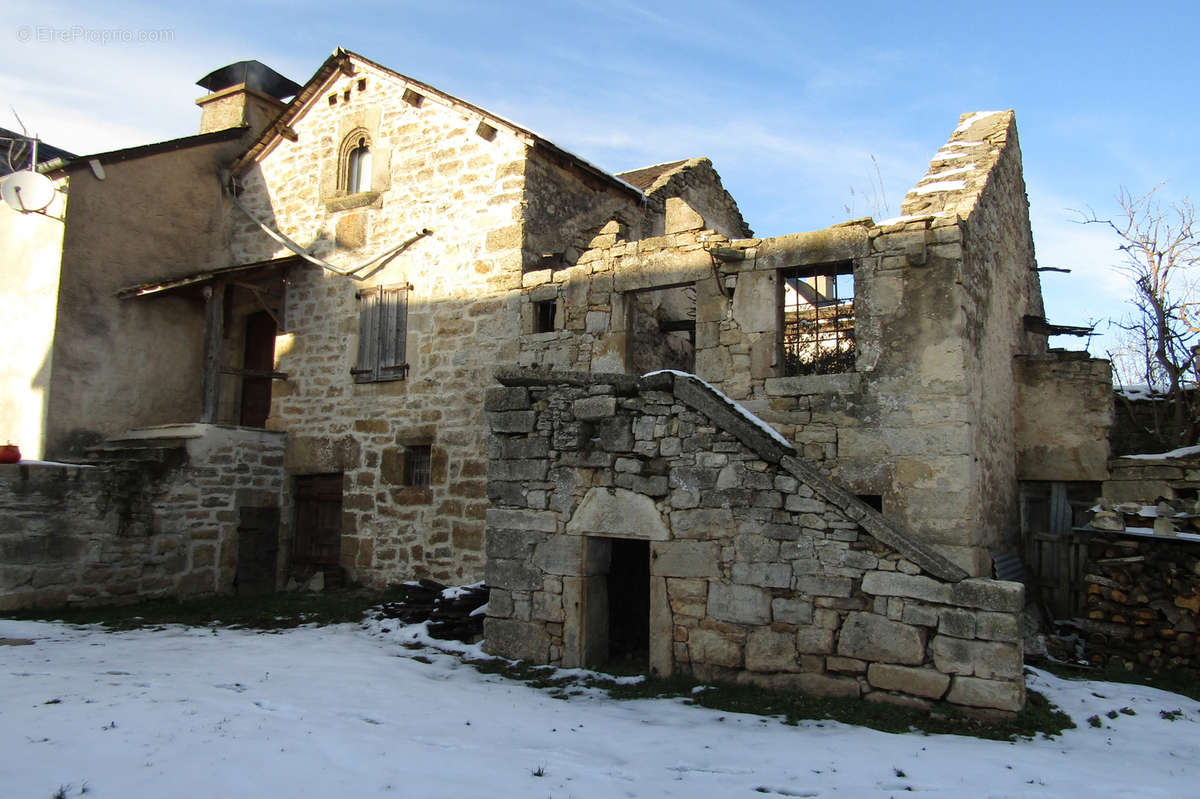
[
  {"left": 372, "top": 580, "right": 489, "bottom": 643},
  {"left": 1090, "top": 499, "right": 1200, "bottom": 537}
]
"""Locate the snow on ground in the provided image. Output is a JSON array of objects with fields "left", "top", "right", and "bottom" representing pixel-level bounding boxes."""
[{"left": 3, "top": 618, "right": 1200, "bottom": 799}]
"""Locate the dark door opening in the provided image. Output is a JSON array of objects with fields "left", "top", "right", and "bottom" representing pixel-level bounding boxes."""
[
  {"left": 236, "top": 506, "right": 279, "bottom": 596},
  {"left": 291, "top": 473, "right": 343, "bottom": 587},
  {"left": 239, "top": 310, "right": 277, "bottom": 428},
  {"left": 606, "top": 538, "right": 650, "bottom": 670}
]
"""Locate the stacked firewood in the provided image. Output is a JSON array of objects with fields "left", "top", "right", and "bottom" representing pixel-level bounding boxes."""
[
  {"left": 1082, "top": 536, "right": 1200, "bottom": 671},
  {"left": 372, "top": 579, "right": 490, "bottom": 642}
]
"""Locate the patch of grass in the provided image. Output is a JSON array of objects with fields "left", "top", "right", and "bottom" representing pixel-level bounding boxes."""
[
  {"left": 463, "top": 659, "right": 1074, "bottom": 741},
  {"left": 1036, "top": 660, "right": 1200, "bottom": 703},
  {"left": 3, "top": 588, "right": 409, "bottom": 631},
  {"left": 1160, "top": 709, "right": 1184, "bottom": 721},
  {"left": 1087, "top": 715, "right": 1103, "bottom": 728}
]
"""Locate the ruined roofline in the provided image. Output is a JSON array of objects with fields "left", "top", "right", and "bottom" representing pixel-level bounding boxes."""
[
  {"left": 494, "top": 367, "right": 968, "bottom": 582},
  {"left": 229, "top": 48, "right": 642, "bottom": 201},
  {"left": 898, "top": 109, "right": 1017, "bottom": 221}
]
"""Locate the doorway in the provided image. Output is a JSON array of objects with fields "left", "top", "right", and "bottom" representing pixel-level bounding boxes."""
[
  {"left": 291, "top": 473, "right": 343, "bottom": 587},
  {"left": 604, "top": 538, "right": 650, "bottom": 671},
  {"left": 236, "top": 506, "right": 279, "bottom": 596},
  {"left": 239, "top": 310, "right": 276, "bottom": 428}
]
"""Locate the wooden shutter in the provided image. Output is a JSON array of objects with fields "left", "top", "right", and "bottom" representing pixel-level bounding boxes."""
[
  {"left": 353, "top": 284, "right": 408, "bottom": 382},
  {"left": 377, "top": 285, "right": 408, "bottom": 380}
]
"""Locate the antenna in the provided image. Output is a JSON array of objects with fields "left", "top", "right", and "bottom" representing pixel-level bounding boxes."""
[{"left": 1, "top": 135, "right": 58, "bottom": 214}]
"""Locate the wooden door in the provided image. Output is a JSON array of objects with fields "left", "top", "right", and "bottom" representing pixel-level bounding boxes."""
[
  {"left": 236, "top": 506, "right": 279, "bottom": 596},
  {"left": 239, "top": 311, "right": 276, "bottom": 428},
  {"left": 292, "top": 474, "right": 343, "bottom": 571}
]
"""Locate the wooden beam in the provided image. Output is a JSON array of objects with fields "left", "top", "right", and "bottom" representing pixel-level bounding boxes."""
[{"left": 201, "top": 282, "right": 226, "bottom": 423}]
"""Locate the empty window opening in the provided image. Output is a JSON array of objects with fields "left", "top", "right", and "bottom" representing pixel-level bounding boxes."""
[
  {"left": 606, "top": 538, "right": 650, "bottom": 671},
  {"left": 357, "top": 78, "right": 367, "bottom": 92},
  {"left": 856, "top": 494, "right": 883, "bottom": 513},
  {"left": 781, "top": 261, "right": 855, "bottom": 375},
  {"left": 404, "top": 444, "right": 432, "bottom": 487},
  {"left": 402, "top": 88, "right": 424, "bottom": 107},
  {"left": 630, "top": 284, "right": 696, "bottom": 375},
  {"left": 534, "top": 299, "right": 557, "bottom": 333},
  {"left": 346, "top": 137, "right": 372, "bottom": 193}
]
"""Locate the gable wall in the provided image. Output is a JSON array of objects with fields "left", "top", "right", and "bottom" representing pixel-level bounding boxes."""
[{"left": 229, "top": 60, "right": 537, "bottom": 585}]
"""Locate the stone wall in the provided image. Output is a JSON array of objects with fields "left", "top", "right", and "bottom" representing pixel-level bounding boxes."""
[
  {"left": 1016, "top": 353, "right": 1113, "bottom": 482},
  {"left": 1102, "top": 452, "right": 1200, "bottom": 505},
  {"left": 482, "top": 370, "right": 1025, "bottom": 713},
  {"left": 507, "top": 111, "right": 1090, "bottom": 576},
  {"left": 229, "top": 57, "right": 629, "bottom": 586},
  {"left": 0, "top": 425, "right": 284, "bottom": 609}
]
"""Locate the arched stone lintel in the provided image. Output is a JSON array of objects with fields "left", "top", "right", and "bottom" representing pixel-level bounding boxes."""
[{"left": 565, "top": 487, "right": 669, "bottom": 540}]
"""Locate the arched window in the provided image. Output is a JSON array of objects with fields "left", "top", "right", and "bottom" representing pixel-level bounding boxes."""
[{"left": 346, "top": 136, "right": 372, "bottom": 194}]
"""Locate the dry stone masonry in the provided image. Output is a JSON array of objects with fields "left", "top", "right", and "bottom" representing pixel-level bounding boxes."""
[
  {"left": 0, "top": 425, "right": 283, "bottom": 608},
  {"left": 483, "top": 370, "right": 1026, "bottom": 713}
]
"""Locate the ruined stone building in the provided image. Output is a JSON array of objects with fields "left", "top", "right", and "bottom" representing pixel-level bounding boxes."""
[{"left": 0, "top": 49, "right": 1116, "bottom": 711}]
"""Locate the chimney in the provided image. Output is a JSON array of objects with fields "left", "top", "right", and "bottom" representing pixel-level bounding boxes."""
[{"left": 195, "top": 60, "right": 301, "bottom": 136}]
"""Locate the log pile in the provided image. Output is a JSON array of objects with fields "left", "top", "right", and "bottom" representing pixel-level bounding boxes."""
[
  {"left": 1081, "top": 535, "right": 1200, "bottom": 671},
  {"left": 372, "top": 579, "right": 489, "bottom": 642}
]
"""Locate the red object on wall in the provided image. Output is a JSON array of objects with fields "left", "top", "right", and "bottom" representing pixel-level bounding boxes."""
[{"left": 0, "top": 443, "right": 21, "bottom": 463}]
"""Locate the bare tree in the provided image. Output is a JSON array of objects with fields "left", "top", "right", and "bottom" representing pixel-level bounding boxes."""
[{"left": 1083, "top": 186, "right": 1199, "bottom": 449}]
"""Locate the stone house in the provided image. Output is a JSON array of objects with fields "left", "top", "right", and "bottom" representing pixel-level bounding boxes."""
[{"left": 0, "top": 51, "right": 1114, "bottom": 708}]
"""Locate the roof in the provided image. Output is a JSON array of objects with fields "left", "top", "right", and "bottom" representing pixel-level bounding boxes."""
[
  {"left": 116, "top": 255, "right": 299, "bottom": 299},
  {"left": 0, "top": 129, "right": 76, "bottom": 177},
  {"left": 230, "top": 48, "right": 642, "bottom": 200},
  {"left": 615, "top": 160, "right": 690, "bottom": 192},
  {"left": 53, "top": 127, "right": 246, "bottom": 173},
  {"left": 197, "top": 60, "right": 301, "bottom": 100}
]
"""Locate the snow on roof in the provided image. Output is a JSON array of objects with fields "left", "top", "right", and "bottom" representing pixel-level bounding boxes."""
[
  {"left": 874, "top": 210, "right": 957, "bottom": 227},
  {"left": 930, "top": 150, "right": 971, "bottom": 162},
  {"left": 1122, "top": 444, "right": 1200, "bottom": 461},
  {"left": 643, "top": 370, "right": 794, "bottom": 450},
  {"left": 908, "top": 179, "right": 967, "bottom": 195},
  {"left": 954, "top": 110, "right": 1005, "bottom": 132},
  {"left": 926, "top": 164, "right": 975, "bottom": 178}
]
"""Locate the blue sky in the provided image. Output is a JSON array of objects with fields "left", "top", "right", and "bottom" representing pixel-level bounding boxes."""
[{"left": 6, "top": 0, "right": 1199, "bottom": 362}]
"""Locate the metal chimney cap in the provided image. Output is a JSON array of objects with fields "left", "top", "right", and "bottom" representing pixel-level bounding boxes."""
[{"left": 196, "top": 60, "right": 301, "bottom": 100}]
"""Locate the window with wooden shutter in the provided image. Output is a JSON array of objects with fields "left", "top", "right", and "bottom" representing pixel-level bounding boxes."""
[{"left": 353, "top": 284, "right": 409, "bottom": 382}]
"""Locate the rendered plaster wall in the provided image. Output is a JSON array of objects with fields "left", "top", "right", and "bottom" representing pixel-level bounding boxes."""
[
  {"left": 44, "top": 131, "right": 250, "bottom": 458},
  {"left": 0, "top": 425, "right": 284, "bottom": 609},
  {"left": 0, "top": 182, "right": 66, "bottom": 458},
  {"left": 482, "top": 372, "right": 1025, "bottom": 713},
  {"left": 1016, "top": 353, "right": 1113, "bottom": 482}
]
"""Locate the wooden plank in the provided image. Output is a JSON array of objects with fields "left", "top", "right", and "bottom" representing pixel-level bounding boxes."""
[{"left": 200, "top": 281, "right": 226, "bottom": 423}]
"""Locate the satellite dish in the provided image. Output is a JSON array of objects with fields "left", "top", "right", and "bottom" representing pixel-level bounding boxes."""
[{"left": 1, "top": 170, "right": 56, "bottom": 213}]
